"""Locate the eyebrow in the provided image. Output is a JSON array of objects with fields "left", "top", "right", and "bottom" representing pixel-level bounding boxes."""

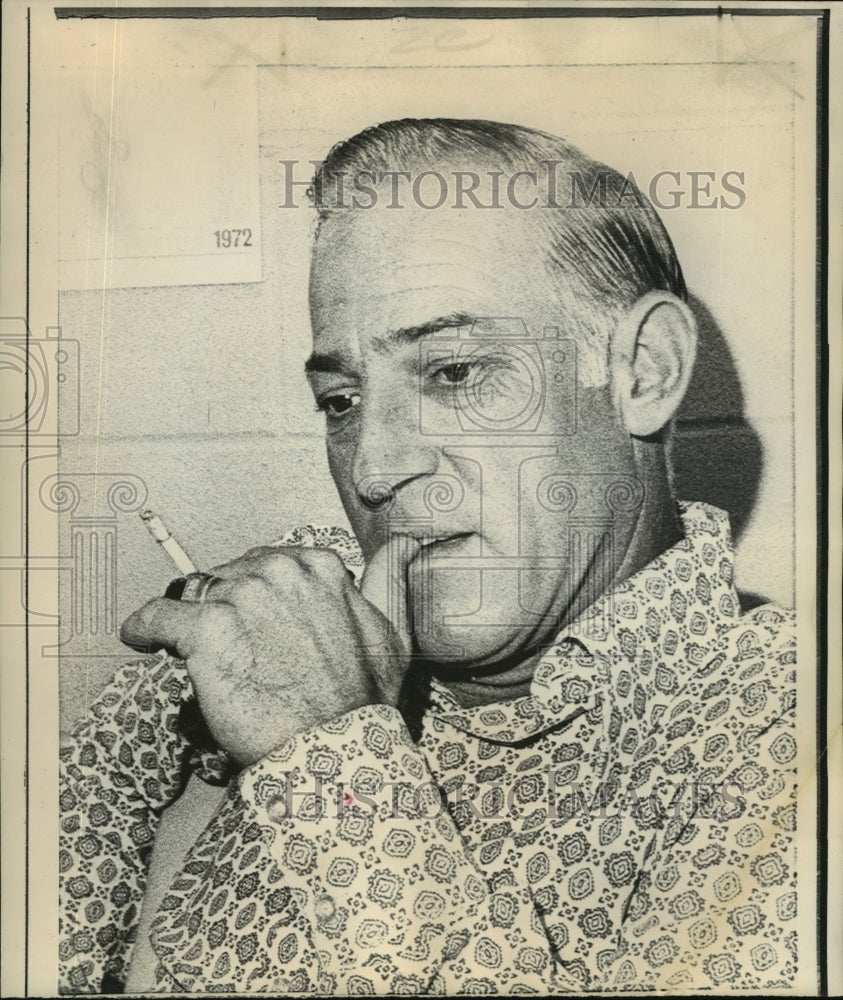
[
  {"left": 304, "top": 312, "right": 476, "bottom": 374},
  {"left": 304, "top": 352, "right": 349, "bottom": 375}
]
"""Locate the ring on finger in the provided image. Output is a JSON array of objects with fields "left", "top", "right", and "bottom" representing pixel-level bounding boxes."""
[{"left": 165, "top": 572, "right": 220, "bottom": 603}]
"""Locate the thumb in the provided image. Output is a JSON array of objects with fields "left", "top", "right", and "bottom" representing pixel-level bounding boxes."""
[{"left": 360, "top": 534, "right": 422, "bottom": 650}]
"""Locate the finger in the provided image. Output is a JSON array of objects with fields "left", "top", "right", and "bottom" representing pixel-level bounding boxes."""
[
  {"left": 188, "top": 573, "right": 286, "bottom": 620},
  {"left": 208, "top": 545, "right": 351, "bottom": 588},
  {"left": 206, "top": 546, "right": 278, "bottom": 580},
  {"left": 120, "top": 597, "right": 206, "bottom": 657},
  {"left": 360, "top": 534, "right": 422, "bottom": 649},
  {"left": 206, "top": 544, "right": 299, "bottom": 580}
]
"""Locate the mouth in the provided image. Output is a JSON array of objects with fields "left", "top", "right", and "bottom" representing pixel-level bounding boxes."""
[{"left": 414, "top": 531, "right": 475, "bottom": 553}]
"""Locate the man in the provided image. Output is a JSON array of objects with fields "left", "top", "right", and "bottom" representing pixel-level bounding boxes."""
[{"left": 59, "top": 119, "right": 797, "bottom": 993}]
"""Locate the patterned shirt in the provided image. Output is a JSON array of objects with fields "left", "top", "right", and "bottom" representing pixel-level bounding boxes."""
[{"left": 59, "top": 502, "right": 798, "bottom": 993}]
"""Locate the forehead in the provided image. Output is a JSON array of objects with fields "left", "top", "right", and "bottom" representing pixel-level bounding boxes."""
[{"left": 309, "top": 205, "right": 561, "bottom": 337}]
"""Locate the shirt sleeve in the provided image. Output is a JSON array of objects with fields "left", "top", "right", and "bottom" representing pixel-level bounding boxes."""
[
  {"left": 59, "top": 525, "right": 363, "bottom": 993},
  {"left": 148, "top": 703, "right": 578, "bottom": 994},
  {"left": 58, "top": 654, "right": 230, "bottom": 993}
]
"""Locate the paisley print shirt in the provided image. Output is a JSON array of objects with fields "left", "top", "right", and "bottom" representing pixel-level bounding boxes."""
[{"left": 59, "top": 503, "right": 798, "bottom": 993}]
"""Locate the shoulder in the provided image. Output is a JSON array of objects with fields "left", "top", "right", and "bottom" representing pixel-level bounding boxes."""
[
  {"left": 722, "top": 602, "right": 796, "bottom": 673},
  {"left": 699, "top": 602, "right": 797, "bottom": 726}
]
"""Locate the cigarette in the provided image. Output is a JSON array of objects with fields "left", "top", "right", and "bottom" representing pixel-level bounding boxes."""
[{"left": 140, "top": 509, "right": 198, "bottom": 575}]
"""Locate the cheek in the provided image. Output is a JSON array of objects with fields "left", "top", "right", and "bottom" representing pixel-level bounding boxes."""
[
  {"left": 326, "top": 439, "right": 382, "bottom": 557},
  {"left": 326, "top": 439, "right": 347, "bottom": 484},
  {"left": 326, "top": 440, "right": 359, "bottom": 514}
]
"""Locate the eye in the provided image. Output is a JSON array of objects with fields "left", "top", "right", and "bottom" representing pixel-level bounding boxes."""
[
  {"left": 315, "top": 391, "right": 361, "bottom": 419},
  {"left": 432, "top": 361, "right": 476, "bottom": 385}
]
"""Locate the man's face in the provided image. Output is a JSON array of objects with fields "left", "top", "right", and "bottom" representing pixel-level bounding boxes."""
[{"left": 308, "top": 200, "right": 639, "bottom": 672}]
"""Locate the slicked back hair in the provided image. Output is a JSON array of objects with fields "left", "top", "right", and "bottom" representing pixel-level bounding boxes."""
[{"left": 308, "top": 118, "right": 686, "bottom": 387}]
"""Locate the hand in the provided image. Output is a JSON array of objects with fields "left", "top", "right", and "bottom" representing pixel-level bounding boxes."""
[{"left": 120, "top": 536, "right": 420, "bottom": 766}]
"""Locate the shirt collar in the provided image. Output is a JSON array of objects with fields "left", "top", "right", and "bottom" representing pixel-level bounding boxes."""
[{"left": 427, "top": 502, "right": 741, "bottom": 744}]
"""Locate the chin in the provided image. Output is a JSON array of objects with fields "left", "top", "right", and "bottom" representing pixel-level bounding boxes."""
[
  {"left": 407, "top": 552, "right": 577, "bottom": 669},
  {"left": 411, "top": 623, "right": 516, "bottom": 667},
  {"left": 408, "top": 573, "right": 552, "bottom": 669}
]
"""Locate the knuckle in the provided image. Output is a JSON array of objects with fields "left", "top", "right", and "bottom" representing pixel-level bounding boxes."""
[
  {"left": 245, "top": 545, "right": 280, "bottom": 561},
  {"left": 254, "top": 545, "right": 329, "bottom": 577},
  {"left": 297, "top": 546, "right": 348, "bottom": 579},
  {"left": 211, "top": 547, "right": 272, "bottom": 575},
  {"left": 265, "top": 551, "right": 303, "bottom": 580},
  {"left": 239, "top": 552, "right": 306, "bottom": 595},
  {"left": 227, "top": 573, "right": 273, "bottom": 605},
  {"left": 210, "top": 546, "right": 286, "bottom": 579}
]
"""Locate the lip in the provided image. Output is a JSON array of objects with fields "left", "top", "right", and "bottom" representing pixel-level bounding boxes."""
[{"left": 415, "top": 531, "right": 474, "bottom": 553}]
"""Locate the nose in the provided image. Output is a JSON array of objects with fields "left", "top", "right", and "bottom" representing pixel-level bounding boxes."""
[{"left": 351, "top": 390, "right": 439, "bottom": 513}]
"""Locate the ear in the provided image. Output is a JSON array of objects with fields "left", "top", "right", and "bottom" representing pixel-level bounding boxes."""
[{"left": 611, "top": 291, "right": 697, "bottom": 437}]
